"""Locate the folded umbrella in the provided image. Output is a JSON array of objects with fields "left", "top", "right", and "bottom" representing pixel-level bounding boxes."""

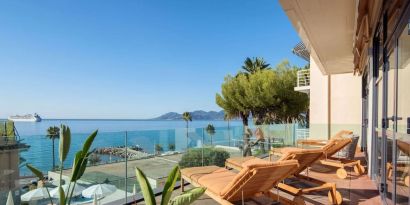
[
  {"left": 21, "top": 187, "right": 49, "bottom": 201},
  {"left": 49, "top": 184, "right": 85, "bottom": 198},
  {"left": 82, "top": 184, "right": 116, "bottom": 198}
]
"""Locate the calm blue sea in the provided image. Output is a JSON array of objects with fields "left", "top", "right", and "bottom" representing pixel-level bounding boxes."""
[{"left": 15, "top": 119, "right": 244, "bottom": 175}]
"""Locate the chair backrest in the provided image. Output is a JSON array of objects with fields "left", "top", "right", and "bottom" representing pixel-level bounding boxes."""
[
  {"left": 278, "top": 148, "right": 324, "bottom": 175},
  {"left": 397, "top": 139, "right": 410, "bottom": 156},
  {"left": 220, "top": 160, "right": 299, "bottom": 202},
  {"left": 322, "top": 136, "right": 352, "bottom": 158},
  {"left": 333, "top": 135, "right": 359, "bottom": 160},
  {"left": 331, "top": 130, "right": 353, "bottom": 139}
]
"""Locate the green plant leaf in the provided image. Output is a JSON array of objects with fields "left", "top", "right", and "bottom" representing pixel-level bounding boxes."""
[
  {"left": 160, "top": 166, "right": 180, "bottom": 205},
  {"left": 70, "top": 151, "right": 83, "bottom": 181},
  {"left": 75, "top": 154, "right": 90, "bottom": 180},
  {"left": 135, "top": 167, "right": 156, "bottom": 205},
  {"left": 81, "top": 130, "right": 98, "bottom": 154},
  {"left": 59, "top": 125, "right": 71, "bottom": 163},
  {"left": 59, "top": 186, "right": 66, "bottom": 205},
  {"left": 70, "top": 130, "right": 98, "bottom": 182},
  {"left": 169, "top": 187, "right": 206, "bottom": 205},
  {"left": 26, "top": 164, "right": 44, "bottom": 180}
]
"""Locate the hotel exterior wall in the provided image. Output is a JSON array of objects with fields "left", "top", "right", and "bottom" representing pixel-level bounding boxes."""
[
  {"left": 309, "top": 56, "right": 329, "bottom": 139},
  {"left": 309, "top": 56, "right": 362, "bottom": 140},
  {"left": 329, "top": 72, "right": 362, "bottom": 137}
]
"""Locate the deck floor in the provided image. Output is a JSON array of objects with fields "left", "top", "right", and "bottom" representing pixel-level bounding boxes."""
[{"left": 161, "top": 153, "right": 382, "bottom": 205}]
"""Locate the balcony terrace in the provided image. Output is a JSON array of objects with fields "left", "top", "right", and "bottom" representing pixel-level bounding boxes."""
[
  {"left": 294, "top": 69, "right": 310, "bottom": 94},
  {"left": 11, "top": 124, "right": 393, "bottom": 205}
]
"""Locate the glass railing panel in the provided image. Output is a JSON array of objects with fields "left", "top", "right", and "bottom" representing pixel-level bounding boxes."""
[{"left": 10, "top": 122, "right": 372, "bottom": 204}]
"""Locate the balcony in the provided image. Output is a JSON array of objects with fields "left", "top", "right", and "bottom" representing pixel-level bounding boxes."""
[
  {"left": 294, "top": 69, "right": 310, "bottom": 94},
  {"left": 9, "top": 123, "right": 393, "bottom": 205},
  {"left": 0, "top": 121, "right": 29, "bottom": 151}
]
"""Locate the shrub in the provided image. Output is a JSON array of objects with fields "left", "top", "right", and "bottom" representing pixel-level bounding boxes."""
[
  {"left": 179, "top": 147, "right": 230, "bottom": 168},
  {"left": 88, "top": 153, "right": 102, "bottom": 165}
]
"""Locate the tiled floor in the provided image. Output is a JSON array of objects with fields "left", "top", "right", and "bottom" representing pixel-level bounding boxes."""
[{"left": 165, "top": 153, "right": 383, "bottom": 205}]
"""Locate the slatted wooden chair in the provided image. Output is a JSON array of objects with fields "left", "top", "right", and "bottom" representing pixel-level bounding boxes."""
[
  {"left": 297, "top": 131, "right": 366, "bottom": 179},
  {"left": 225, "top": 148, "right": 343, "bottom": 205},
  {"left": 181, "top": 160, "right": 299, "bottom": 205},
  {"left": 387, "top": 139, "right": 410, "bottom": 187}
]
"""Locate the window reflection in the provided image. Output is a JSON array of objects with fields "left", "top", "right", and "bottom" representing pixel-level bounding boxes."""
[{"left": 396, "top": 20, "right": 410, "bottom": 205}]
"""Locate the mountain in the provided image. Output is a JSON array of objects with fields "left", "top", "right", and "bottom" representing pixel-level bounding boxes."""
[{"left": 154, "top": 110, "right": 225, "bottom": 120}]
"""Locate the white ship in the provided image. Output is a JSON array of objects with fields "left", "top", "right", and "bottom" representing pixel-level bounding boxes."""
[{"left": 8, "top": 113, "right": 42, "bottom": 122}]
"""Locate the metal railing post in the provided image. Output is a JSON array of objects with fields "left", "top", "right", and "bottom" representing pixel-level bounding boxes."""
[{"left": 125, "top": 131, "right": 128, "bottom": 204}]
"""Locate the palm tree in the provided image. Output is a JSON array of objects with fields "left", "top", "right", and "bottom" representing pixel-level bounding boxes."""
[
  {"left": 205, "top": 124, "right": 216, "bottom": 145},
  {"left": 46, "top": 126, "right": 60, "bottom": 170},
  {"left": 155, "top": 144, "right": 163, "bottom": 155},
  {"left": 240, "top": 57, "right": 270, "bottom": 75},
  {"left": 168, "top": 143, "right": 175, "bottom": 151},
  {"left": 224, "top": 112, "right": 233, "bottom": 146},
  {"left": 182, "top": 112, "right": 192, "bottom": 149}
]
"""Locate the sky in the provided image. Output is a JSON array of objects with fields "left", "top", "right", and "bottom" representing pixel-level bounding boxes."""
[{"left": 0, "top": 0, "right": 306, "bottom": 119}]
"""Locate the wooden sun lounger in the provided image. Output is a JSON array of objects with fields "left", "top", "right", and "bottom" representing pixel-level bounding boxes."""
[
  {"left": 297, "top": 130, "right": 365, "bottom": 179},
  {"left": 387, "top": 139, "right": 410, "bottom": 187},
  {"left": 181, "top": 160, "right": 299, "bottom": 205},
  {"left": 397, "top": 140, "right": 410, "bottom": 187},
  {"left": 296, "top": 130, "right": 353, "bottom": 147},
  {"left": 225, "top": 148, "right": 343, "bottom": 205}
]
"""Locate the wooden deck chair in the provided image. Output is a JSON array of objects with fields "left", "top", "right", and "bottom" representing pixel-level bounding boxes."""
[
  {"left": 225, "top": 148, "right": 343, "bottom": 205},
  {"left": 387, "top": 139, "right": 410, "bottom": 187},
  {"left": 297, "top": 130, "right": 365, "bottom": 179},
  {"left": 181, "top": 160, "right": 299, "bottom": 205},
  {"left": 296, "top": 130, "right": 353, "bottom": 147}
]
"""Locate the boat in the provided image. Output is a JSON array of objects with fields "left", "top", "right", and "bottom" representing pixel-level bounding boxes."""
[{"left": 8, "top": 113, "right": 42, "bottom": 122}]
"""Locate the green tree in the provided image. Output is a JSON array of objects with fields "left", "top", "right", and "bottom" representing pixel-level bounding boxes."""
[
  {"left": 46, "top": 126, "right": 60, "bottom": 170},
  {"left": 224, "top": 112, "right": 234, "bottom": 146},
  {"left": 240, "top": 57, "right": 270, "bottom": 75},
  {"left": 205, "top": 124, "right": 215, "bottom": 145},
  {"left": 216, "top": 59, "right": 309, "bottom": 155},
  {"left": 216, "top": 75, "right": 250, "bottom": 126},
  {"left": 242, "top": 69, "right": 278, "bottom": 125},
  {"left": 264, "top": 61, "right": 309, "bottom": 124},
  {"left": 182, "top": 112, "right": 192, "bottom": 149},
  {"left": 216, "top": 75, "right": 251, "bottom": 146}
]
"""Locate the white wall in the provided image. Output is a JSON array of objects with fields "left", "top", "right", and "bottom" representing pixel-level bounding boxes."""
[
  {"left": 309, "top": 56, "right": 329, "bottom": 139},
  {"left": 309, "top": 56, "right": 362, "bottom": 140}
]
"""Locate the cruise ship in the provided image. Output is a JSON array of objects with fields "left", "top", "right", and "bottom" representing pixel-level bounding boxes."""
[{"left": 8, "top": 113, "right": 42, "bottom": 122}]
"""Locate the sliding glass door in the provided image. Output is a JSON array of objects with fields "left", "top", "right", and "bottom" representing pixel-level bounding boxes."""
[
  {"left": 394, "top": 20, "right": 410, "bottom": 205},
  {"left": 371, "top": 4, "right": 410, "bottom": 202}
]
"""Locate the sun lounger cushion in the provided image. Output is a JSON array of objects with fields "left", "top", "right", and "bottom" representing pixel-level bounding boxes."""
[
  {"left": 181, "top": 160, "right": 299, "bottom": 202},
  {"left": 197, "top": 168, "right": 237, "bottom": 195},
  {"left": 221, "top": 160, "right": 299, "bottom": 201},
  {"left": 225, "top": 156, "right": 266, "bottom": 169},
  {"left": 181, "top": 165, "right": 230, "bottom": 182},
  {"left": 274, "top": 147, "right": 303, "bottom": 154}
]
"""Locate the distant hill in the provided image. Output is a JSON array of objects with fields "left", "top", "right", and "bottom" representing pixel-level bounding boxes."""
[{"left": 154, "top": 110, "right": 225, "bottom": 120}]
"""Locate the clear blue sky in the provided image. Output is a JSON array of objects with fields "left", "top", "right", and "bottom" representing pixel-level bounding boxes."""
[{"left": 0, "top": 0, "right": 306, "bottom": 119}]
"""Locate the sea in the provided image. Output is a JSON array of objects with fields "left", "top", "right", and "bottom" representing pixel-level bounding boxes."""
[{"left": 14, "top": 119, "right": 244, "bottom": 175}]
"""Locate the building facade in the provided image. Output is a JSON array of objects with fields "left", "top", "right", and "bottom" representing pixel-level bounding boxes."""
[{"left": 280, "top": 0, "right": 410, "bottom": 204}]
